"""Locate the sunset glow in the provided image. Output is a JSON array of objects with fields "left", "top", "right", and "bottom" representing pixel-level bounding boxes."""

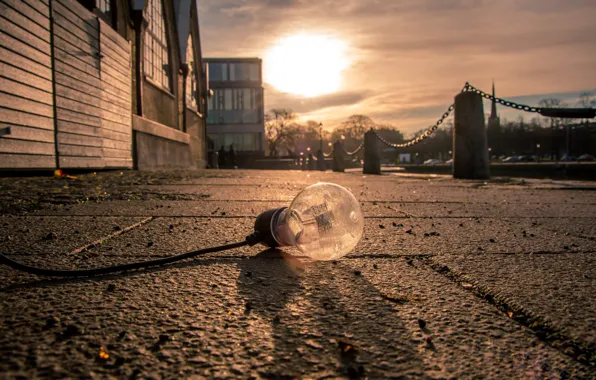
[{"left": 264, "top": 33, "right": 350, "bottom": 97}]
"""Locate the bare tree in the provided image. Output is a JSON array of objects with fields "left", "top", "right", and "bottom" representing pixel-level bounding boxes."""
[
  {"left": 577, "top": 91, "right": 596, "bottom": 108},
  {"left": 265, "top": 109, "right": 299, "bottom": 156},
  {"left": 538, "top": 98, "right": 568, "bottom": 129}
]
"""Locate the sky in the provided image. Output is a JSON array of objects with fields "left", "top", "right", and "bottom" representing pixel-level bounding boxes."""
[{"left": 197, "top": 0, "right": 596, "bottom": 137}]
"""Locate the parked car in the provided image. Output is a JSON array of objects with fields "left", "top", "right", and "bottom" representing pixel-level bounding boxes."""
[
  {"left": 423, "top": 159, "right": 442, "bottom": 165},
  {"left": 561, "top": 155, "right": 577, "bottom": 162},
  {"left": 445, "top": 159, "right": 453, "bottom": 164},
  {"left": 503, "top": 156, "right": 520, "bottom": 163},
  {"left": 576, "top": 154, "right": 595, "bottom": 162}
]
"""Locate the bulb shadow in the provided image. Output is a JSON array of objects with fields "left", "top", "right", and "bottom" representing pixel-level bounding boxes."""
[{"left": 236, "top": 249, "right": 425, "bottom": 378}]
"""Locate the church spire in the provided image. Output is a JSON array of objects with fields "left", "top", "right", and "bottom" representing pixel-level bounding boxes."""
[{"left": 490, "top": 80, "right": 497, "bottom": 118}]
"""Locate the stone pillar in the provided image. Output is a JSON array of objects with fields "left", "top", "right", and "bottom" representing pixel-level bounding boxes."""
[
  {"left": 453, "top": 92, "right": 490, "bottom": 179},
  {"left": 316, "top": 150, "right": 326, "bottom": 171},
  {"left": 363, "top": 130, "right": 381, "bottom": 175},
  {"left": 332, "top": 141, "right": 345, "bottom": 172}
]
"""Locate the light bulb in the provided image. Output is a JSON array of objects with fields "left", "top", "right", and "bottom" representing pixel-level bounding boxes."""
[{"left": 254, "top": 182, "right": 364, "bottom": 260}]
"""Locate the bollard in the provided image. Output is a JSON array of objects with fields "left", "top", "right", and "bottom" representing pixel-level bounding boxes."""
[
  {"left": 301, "top": 158, "right": 306, "bottom": 170},
  {"left": 316, "top": 150, "right": 326, "bottom": 171},
  {"left": 332, "top": 141, "right": 345, "bottom": 172},
  {"left": 453, "top": 91, "right": 489, "bottom": 179},
  {"left": 363, "top": 130, "right": 381, "bottom": 175}
]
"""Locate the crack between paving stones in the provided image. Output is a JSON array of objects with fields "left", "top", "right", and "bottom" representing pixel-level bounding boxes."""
[
  {"left": 68, "top": 217, "right": 155, "bottom": 256},
  {"left": 417, "top": 256, "right": 595, "bottom": 368}
]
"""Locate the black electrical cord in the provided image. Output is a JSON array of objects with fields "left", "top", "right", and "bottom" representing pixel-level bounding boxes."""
[{"left": 0, "top": 233, "right": 262, "bottom": 278}]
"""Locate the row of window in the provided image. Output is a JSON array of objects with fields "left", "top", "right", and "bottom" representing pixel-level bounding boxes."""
[
  {"left": 208, "top": 133, "right": 262, "bottom": 152},
  {"left": 143, "top": 0, "right": 200, "bottom": 111},
  {"left": 206, "top": 88, "right": 262, "bottom": 124},
  {"left": 208, "top": 62, "right": 260, "bottom": 82},
  {"left": 208, "top": 88, "right": 261, "bottom": 111}
]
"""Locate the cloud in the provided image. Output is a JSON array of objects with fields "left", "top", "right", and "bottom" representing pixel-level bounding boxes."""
[{"left": 265, "top": 88, "right": 368, "bottom": 114}]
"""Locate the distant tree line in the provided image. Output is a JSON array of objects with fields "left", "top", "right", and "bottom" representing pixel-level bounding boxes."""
[{"left": 265, "top": 92, "right": 596, "bottom": 160}]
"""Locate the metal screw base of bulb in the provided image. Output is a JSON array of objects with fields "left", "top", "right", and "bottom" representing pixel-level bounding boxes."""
[{"left": 254, "top": 207, "right": 287, "bottom": 247}]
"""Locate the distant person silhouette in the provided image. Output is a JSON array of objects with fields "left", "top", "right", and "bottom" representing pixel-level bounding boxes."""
[{"left": 218, "top": 146, "right": 226, "bottom": 168}]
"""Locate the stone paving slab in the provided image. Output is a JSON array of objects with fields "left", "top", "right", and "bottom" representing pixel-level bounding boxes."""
[
  {"left": 27, "top": 199, "right": 596, "bottom": 220},
  {"left": 361, "top": 217, "right": 596, "bottom": 255},
  {"left": 0, "top": 216, "right": 148, "bottom": 256},
  {"left": 114, "top": 182, "right": 596, "bottom": 205},
  {"left": 428, "top": 253, "right": 596, "bottom": 354},
  {"left": 3, "top": 217, "right": 593, "bottom": 277},
  {"left": 343, "top": 258, "right": 591, "bottom": 378}
]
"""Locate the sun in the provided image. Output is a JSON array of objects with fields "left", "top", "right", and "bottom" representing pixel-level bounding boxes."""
[{"left": 264, "top": 33, "right": 350, "bottom": 97}]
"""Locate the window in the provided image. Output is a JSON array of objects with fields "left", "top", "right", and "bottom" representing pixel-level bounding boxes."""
[
  {"left": 206, "top": 88, "right": 261, "bottom": 124},
  {"left": 209, "top": 63, "right": 227, "bottom": 81},
  {"left": 97, "top": 0, "right": 110, "bottom": 13},
  {"left": 229, "top": 63, "right": 259, "bottom": 81},
  {"left": 144, "top": 0, "right": 170, "bottom": 90},
  {"left": 186, "top": 34, "right": 199, "bottom": 110}
]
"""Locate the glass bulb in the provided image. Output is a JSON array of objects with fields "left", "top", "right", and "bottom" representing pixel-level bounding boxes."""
[{"left": 268, "top": 182, "right": 364, "bottom": 260}]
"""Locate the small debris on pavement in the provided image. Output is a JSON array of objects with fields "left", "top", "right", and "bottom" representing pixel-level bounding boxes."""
[
  {"left": 147, "top": 241, "right": 154, "bottom": 247},
  {"left": 379, "top": 224, "right": 385, "bottom": 229},
  {"left": 61, "top": 324, "right": 82, "bottom": 339},
  {"left": 158, "top": 334, "right": 170, "bottom": 344},
  {"left": 113, "top": 226, "right": 121, "bottom": 231},
  {"left": 43, "top": 232, "right": 57, "bottom": 240},
  {"left": 106, "top": 284, "right": 116, "bottom": 292},
  {"left": 373, "top": 264, "right": 378, "bottom": 269},
  {"left": 44, "top": 316, "right": 59, "bottom": 329},
  {"left": 338, "top": 340, "right": 357, "bottom": 355},
  {"left": 418, "top": 319, "right": 427, "bottom": 329},
  {"left": 489, "top": 238, "right": 496, "bottom": 243},
  {"left": 98, "top": 346, "right": 110, "bottom": 360},
  {"left": 354, "top": 270, "right": 362, "bottom": 276}
]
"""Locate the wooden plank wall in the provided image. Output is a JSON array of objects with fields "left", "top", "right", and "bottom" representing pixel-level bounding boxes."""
[
  {"left": 0, "top": 0, "right": 55, "bottom": 169},
  {"left": 53, "top": 0, "right": 132, "bottom": 169},
  {"left": 98, "top": 18, "right": 132, "bottom": 168}
]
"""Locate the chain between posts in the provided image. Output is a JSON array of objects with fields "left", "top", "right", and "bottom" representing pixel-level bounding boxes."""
[
  {"left": 463, "top": 82, "right": 541, "bottom": 113},
  {"left": 371, "top": 103, "right": 455, "bottom": 149},
  {"left": 326, "top": 82, "right": 556, "bottom": 153},
  {"left": 340, "top": 142, "right": 364, "bottom": 156}
]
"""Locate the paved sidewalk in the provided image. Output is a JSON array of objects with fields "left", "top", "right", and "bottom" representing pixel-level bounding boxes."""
[{"left": 1, "top": 170, "right": 595, "bottom": 378}]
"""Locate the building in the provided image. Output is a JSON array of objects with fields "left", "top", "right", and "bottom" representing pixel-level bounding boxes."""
[
  {"left": 204, "top": 58, "right": 265, "bottom": 164},
  {"left": 0, "top": 0, "right": 209, "bottom": 171}
]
